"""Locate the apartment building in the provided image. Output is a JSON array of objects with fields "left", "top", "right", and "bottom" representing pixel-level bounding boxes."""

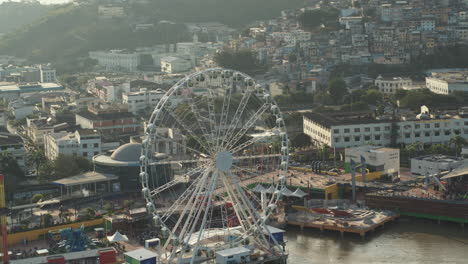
[
  {"left": 303, "top": 107, "right": 468, "bottom": 148},
  {"left": 44, "top": 129, "right": 102, "bottom": 160},
  {"left": 75, "top": 105, "right": 141, "bottom": 134},
  {"left": 122, "top": 88, "right": 165, "bottom": 114}
]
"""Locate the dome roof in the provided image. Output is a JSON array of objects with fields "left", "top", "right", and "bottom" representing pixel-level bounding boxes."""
[{"left": 110, "top": 143, "right": 141, "bottom": 162}]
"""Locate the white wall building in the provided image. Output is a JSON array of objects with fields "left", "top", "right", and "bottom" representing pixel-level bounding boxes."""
[
  {"left": 411, "top": 155, "right": 464, "bottom": 175},
  {"left": 89, "top": 50, "right": 140, "bottom": 72},
  {"left": 44, "top": 129, "right": 102, "bottom": 160},
  {"left": 375, "top": 75, "right": 412, "bottom": 94},
  {"left": 160, "top": 56, "right": 192, "bottom": 73},
  {"left": 98, "top": 5, "right": 125, "bottom": 19},
  {"left": 345, "top": 145, "right": 400, "bottom": 177},
  {"left": 303, "top": 108, "right": 468, "bottom": 149},
  {"left": 426, "top": 71, "right": 468, "bottom": 94},
  {"left": 122, "top": 88, "right": 165, "bottom": 114}
]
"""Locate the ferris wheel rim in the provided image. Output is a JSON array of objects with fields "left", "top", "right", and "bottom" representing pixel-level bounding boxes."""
[{"left": 140, "top": 68, "right": 289, "bottom": 259}]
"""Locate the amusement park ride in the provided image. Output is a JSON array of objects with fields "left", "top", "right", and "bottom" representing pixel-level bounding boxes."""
[{"left": 140, "top": 68, "right": 289, "bottom": 263}]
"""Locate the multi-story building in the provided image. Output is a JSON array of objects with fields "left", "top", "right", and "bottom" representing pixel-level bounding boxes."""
[
  {"left": 44, "top": 129, "right": 102, "bottom": 160},
  {"left": 122, "top": 88, "right": 165, "bottom": 114},
  {"left": 27, "top": 117, "right": 77, "bottom": 145},
  {"left": 75, "top": 105, "right": 141, "bottom": 134},
  {"left": 160, "top": 56, "right": 192, "bottom": 73},
  {"left": 411, "top": 155, "right": 464, "bottom": 175},
  {"left": 426, "top": 71, "right": 468, "bottom": 94},
  {"left": 89, "top": 50, "right": 140, "bottom": 72},
  {"left": 303, "top": 106, "right": 468, "bottom": 149},
  {"left": 39, "top": 65, "right": 56, "bottom": 83},
  {"left": 98, "top": 5, "right": 125, "bottom": 19},
  {"left": 374, "top": 75, "right": 412, "bottom": 94},
  {"left": 0, "top": 132, "right": 26, "bottom": 168},
  {"left": 345, "top": 145, "right": 400, "bottom": 178}
]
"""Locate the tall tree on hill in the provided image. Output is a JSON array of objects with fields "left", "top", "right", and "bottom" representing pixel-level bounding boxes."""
[{"left": 327, "top": 78, "right": 348, "bottom": 104}]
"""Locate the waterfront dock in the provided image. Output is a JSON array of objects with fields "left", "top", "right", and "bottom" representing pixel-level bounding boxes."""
[{"left": 286, "top": 206, "right": 399, "bottom": 239}]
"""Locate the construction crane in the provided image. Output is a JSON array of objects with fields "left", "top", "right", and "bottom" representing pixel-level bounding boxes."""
[{"left": 0, "top": 174, "right": 8, "bottom": 264}]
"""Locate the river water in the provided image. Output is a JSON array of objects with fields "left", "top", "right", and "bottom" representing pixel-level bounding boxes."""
[{"left": 285, "top": 218, "right": 468, "bottom": 264}]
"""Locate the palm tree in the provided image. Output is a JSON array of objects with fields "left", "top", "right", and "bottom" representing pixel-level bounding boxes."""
[
  {"left": 27, "top": 149, "right": 47, "bottom": 176},
  {"left": 449, "top": 135, "right": 467, "bottom": 156}
]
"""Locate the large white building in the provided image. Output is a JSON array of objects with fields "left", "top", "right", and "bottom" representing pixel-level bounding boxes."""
[
  {"left": 89, "top": 50, "right": 140, "bottom": 72},
  {"left": 426, "top": 71, "right": 468, "bottom": 94},
  {"left": 122, "top": 88, "right": 165, "bottom": 114},
  {"left": 44, "top": 129, "right": 102, "bottom": 160},
  {"left": 303, "top": 106, "right": 468, "bottom": 148},
  {"left": 345, "top": 145, "right": 400, "bottom": 178},
  {"left": 374, "top": 75, "right": 412, "bottom": 94},
  {"left": 411, "top": 155, "right": 464, "bottom": 175}
]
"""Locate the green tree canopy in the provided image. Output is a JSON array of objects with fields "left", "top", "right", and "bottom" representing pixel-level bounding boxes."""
[
  {"left": 298, "top": 8, "right": 339, "bottom": 30},
  {"left": 327, "top": 78, "right": 348, "bottom": 104},
  {"left": 214, "top": 50, "right": 265, "bottom": 75}
]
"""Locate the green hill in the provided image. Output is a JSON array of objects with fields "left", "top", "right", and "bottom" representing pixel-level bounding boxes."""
[
  {"left": 0, "top": 0, "right": 303, "bottom": 73},
  {"left": 0, "top": 2, "right": 53, "bottom": 34}
]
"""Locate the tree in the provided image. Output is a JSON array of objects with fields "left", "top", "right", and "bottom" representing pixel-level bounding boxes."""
[
  {"left": 327, "top": 78, "right": 348, "bottom": 104},
  {"left": 298, "top": 8, "right": 339, "bottom": 30},
  {"left": 449, "top": 135, "right": 467, "bottom": 156},
  {"left": 362, "top": 89, "right": 383, "bottom": 105},
  {"left": 53, "top": 155, "right": 92, "bottom": 180},
  {"left": 42, "top": 213, "right": 53, "bottom": 227},
  {"left": 85, "top": 207, "right": 95, "bottom": 218},
  {"left": 104, "top": 202, "right": 114, "bottom": 215},
  {"left": 214, "top": 49, "right": 265, "bottom": 75},
  {"left": 291, "top": 133, "right": 311, "bottom": 148},
  {"left": 0, "top": 151, "right": 25, "bottom": 196},
  {"left": 31, "top": 194, "right": 44, "bottom": 203},
  {"left": 27, "top": 149, "right": 47, "bottom": 176}
]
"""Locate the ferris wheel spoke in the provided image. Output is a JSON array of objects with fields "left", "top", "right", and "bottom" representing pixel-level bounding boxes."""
[
  {"left": 150, "top": 133, "right": 209, "bottom": 158},
  {"left": 214, "top": 83, "right": 233, "bottom": 152},
  {"left": 160, "top": 173, "right": 204, "bottom": 221},
  {"left": 165, "top": 110, "right": 212, "bottom": 155},
  {"left": 224, "top": 103, "right": 270, "bottom": 150},
  {"left": 188, "top": 96, "right": 216, "bottom": 152},
  {"left": 220, "top": 86, "right": 254, "bottom": 150},
  {"left": 222, "top": 171, "right": 271, "bottom": 248},
  {"left": 162, "top": 167, "right": 211, "bottom": 254},
  {"left": 150, "top": 166, "right": 206, "bottom": 197}
]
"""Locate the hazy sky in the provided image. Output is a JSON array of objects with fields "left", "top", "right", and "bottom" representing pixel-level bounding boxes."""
[{"left": 0, "top": 0, "right": 71, "bottom": 4}]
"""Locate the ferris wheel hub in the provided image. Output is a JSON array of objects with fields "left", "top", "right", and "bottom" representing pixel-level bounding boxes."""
[{"left": 215, "top": 151, "right": 233, "bottom": 172}]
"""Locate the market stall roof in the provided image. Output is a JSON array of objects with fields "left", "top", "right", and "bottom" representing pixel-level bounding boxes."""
[
  {"left": 291, "top": 188, "right": 307, "bottom": 198},
  {"left": 280, "top": 186, "right": 293, "bottom": 196},
  {"left": 441, "top": 161, "right": 468, "bottom": 180},
  {"left": 252, "top": 184, "right": 266, "bottom": 193},
  {"left": 107, "top": 231, "right": 128, "bottom": 243},
  {"left": 53, "top": 171, "right": 118, "bottom": 187},
  {"left": 264, "top": 185, "right": 276, "bottom": 194}
]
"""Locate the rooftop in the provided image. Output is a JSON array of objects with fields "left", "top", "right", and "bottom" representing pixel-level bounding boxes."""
[
  {"left": 52, "top": 171, "right": 118, "bottom": 187},
  {"left": 76, "top": 110, "right": 135, "bottom": 121},
  {"left": 412, "top": 154, "right": 464, "bottom": 163},
  {"left": 124, "top": 248, "right": 157, "bottom": 260},
  {"left": 304, "top": 111, "right": 381, "bottom": 128}
]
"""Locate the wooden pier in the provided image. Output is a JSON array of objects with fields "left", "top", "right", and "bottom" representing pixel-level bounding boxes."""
[{"left": 286, "top": 209, "right": 399, "bottom": 239}]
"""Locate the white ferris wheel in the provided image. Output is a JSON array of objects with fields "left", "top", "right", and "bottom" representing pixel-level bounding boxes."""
[{"left": 140, "top": 68, "right": 289, "bottom": 263}]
